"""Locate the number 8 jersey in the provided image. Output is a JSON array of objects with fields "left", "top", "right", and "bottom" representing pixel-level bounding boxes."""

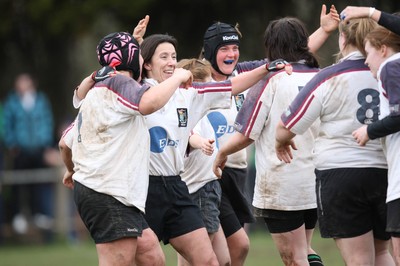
[{"left": 281, "top": 51, "right": 387, "bottom": 170}]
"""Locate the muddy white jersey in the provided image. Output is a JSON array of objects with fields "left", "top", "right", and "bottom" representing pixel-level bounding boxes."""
[
  {"left": 64, "top": 75, "right": 151, "bottom": 212},
  {"left": 281, "top": 52, "right": 387, "bottom": 170},
  {"left": 377, "top": 53, "right": 400, "bottom": 202},
  {"left": 215, "top": 60, "right": 266, "bottom": 169},
  {"left": 235, "top": 62, "right": 319, "bottom": 210}
]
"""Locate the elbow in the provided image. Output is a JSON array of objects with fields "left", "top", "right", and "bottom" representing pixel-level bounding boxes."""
[
  {"left": 138, "top": 100, "right": 160, "bottom": 115},
  {"left": 58, "top": 138, "right": 66, "bottom": 152},
  {"left": 138, "top": 105, "right": 156, "bottom": 115}
]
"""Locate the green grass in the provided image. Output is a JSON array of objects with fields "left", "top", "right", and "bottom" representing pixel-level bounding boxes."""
[
  {"left": 245, "top": 231, "right": 343, "bottom": 265},
  {"left": 162, "top": 230, "right": 344, "bottom": 265},
  {"left": 0, "top": 229, "right": 344, "bottom": 266}
]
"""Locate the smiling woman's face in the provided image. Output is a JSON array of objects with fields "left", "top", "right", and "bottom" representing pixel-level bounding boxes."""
[
  {"left": 144, "top": 42, "right": 177, "bottom": 83},
  {"left": 215, "top": 44, "right": 239, "bottom": 76}
]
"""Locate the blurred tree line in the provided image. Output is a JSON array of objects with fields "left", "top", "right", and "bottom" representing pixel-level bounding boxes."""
[{"left": 0, "top": 0, "right": 399, "bottom": 141}]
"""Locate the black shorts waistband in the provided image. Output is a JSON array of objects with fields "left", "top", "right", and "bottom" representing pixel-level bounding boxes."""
[{"left": 149, "top": 175, "right": 181, "bottom": 184}]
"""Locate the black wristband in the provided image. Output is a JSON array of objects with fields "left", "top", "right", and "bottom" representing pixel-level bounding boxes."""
[{"left": 266, "top": 59, "right": 289, "bottom": 72}]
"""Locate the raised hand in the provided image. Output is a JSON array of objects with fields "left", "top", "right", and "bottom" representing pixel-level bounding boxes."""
[
  {"left": 133, "top": 15, "right": 150, "bottom": 44},
  {"left": 320, "top": 4, "right": 340, "bottom": 34}
]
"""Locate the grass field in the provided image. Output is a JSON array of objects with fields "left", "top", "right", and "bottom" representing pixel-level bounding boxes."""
[{"left": 0, "top": 229, "right": 344, "bottom": 266}]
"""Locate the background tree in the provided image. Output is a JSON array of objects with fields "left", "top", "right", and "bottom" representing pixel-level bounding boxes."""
[{"left": 0, "top": 0, "right": 399, "bottom": 142}]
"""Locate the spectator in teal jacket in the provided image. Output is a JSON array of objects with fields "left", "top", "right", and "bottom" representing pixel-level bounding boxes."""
[{"left": 3, "top": 73, "right": 54, "bottom": 241}]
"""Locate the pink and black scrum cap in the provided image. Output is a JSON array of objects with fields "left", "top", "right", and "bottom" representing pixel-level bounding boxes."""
[{"left": 97, "top": 32, "right": 140, "bottom": 80}]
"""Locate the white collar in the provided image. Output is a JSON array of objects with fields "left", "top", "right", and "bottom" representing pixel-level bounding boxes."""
[{"left": 338, "top": 51, "right": 364, "bottom": 63}]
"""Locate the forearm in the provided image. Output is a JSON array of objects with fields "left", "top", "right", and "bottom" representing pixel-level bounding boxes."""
[
  {"left": 188, "top": 134, "right": 204, "bottom": 149},
  {"left": 367, "top": 115, "right": 400, "bottom": 139},
  {"left": 76, "top": 75, "right": 95, "bottom": 100},
  {"left": 276, "top": 120, "right": 296, "bottom": 144},
  {"left": 341, "top": 6, "right": 383, "bottom": 29},
  {"left": 139, "top": 77, "right": 181, "bottom": 115},
  {"left": 231, "top": 64, "right": 268, "bottom": 95},
  {"left": 59, "top": 139, "right": 74, "bottom": 172},
  {"left": 378, "top": 11, "right": 400, "bottom": 35},
  {"left": 219, "top": 132, "right": 253, "bottom": 157},
  {"left": 308, "top": 27, "right": 330, "bottom": 54}
]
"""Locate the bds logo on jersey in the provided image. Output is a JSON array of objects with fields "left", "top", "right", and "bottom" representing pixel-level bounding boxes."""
[{"left": 149, "top": 126, "right": 180, "bottom": 153}]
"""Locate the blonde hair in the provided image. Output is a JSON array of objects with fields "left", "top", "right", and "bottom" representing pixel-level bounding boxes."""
[
  {"left": 338, "top": 18, "right": 378, "bottom": 59},
  {"left": 176, "top": 58, "right": 212, "bottom": 82}
]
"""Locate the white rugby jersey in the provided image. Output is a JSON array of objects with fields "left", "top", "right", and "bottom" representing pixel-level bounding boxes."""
[
  {"left": 180, "top": 60, "right": 265, "bottom": 193},
  {"left": 209, "top": 93, "right": 249, "bottom": 169},
  {"left": 235, "top": 62, "right": 319, "bottom": 210},
  {"left": 64, "top": 75, "right": 151, "bottom": 212},
  {"left": 377, "top": 53, "right": 400, "bottom": 202},
  {"left": 143, "top": 78, "right": 231, "bottom": 176},
  {"left": 181, "top": 93, "right": 248, "bottom": 193},
  {"left": 181, "top": 117, "right": 218, "bottom": 193},
  {"left": 207, "top": 60, "right": 266, "bottom": 169},
  {"left": 281, "top": 52, "right": 387, "bottom": 170}
]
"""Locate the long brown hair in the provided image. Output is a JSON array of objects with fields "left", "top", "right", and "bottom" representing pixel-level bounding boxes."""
[{"left": 263, "top": 17, "right": 319, "bottom": 68}]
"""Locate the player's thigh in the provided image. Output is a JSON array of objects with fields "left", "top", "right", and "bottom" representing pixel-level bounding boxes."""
[
  {"left": 391, "top": 237, "right": 400, "bottom": 264},
  {"left": 226, "top": 227, "right": 250, "bottom": 251},
  {"left": 335, "top": 231, "right": 375, "bottom": 265},
  {"left": 96, "top": 237, "right": 137, "bottom": 266},
  {"left": 270, "top": 224, "right": 309, "bottom": 259},
  {"left": 136, "top": 228, "right": 165, "bottom": 265},
  {"left": 169, "top": 227, "right": 216, "bottom": 264},
  {"left": 211, "top": 225, "right": 231, "bottom": 266}
]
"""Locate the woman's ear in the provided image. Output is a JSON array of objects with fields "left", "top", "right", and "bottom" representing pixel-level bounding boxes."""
[
  {"left": 380, "top": 44, "right": 388, "bottom": 57},
  {"left": 143, "top": 63, "right": 152, "bottom": 71}
]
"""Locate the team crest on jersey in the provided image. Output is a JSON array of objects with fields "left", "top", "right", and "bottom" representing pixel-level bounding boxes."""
[
  {"left": 177, "top": 108, "right": 188, "bottom": 127},
  {"left": 234, "top": 94, "right": 245, "bottom": 111}
]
